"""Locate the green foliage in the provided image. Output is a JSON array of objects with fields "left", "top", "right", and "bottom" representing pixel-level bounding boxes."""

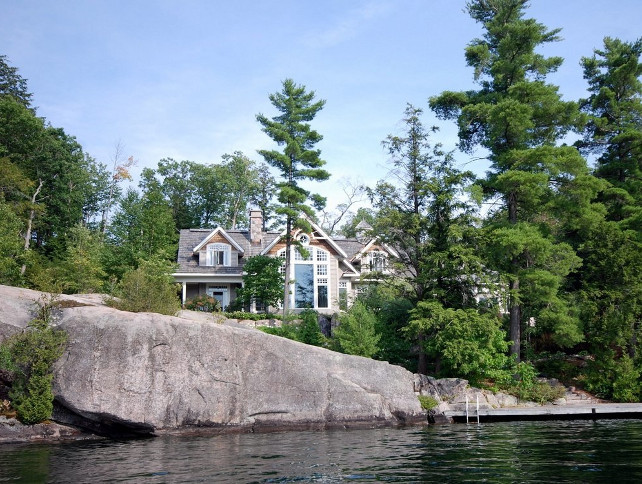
[
  {"left": 500, "top": 362, "right": 566, "bottom": 405},
  {"left": 184, "top": 294, "right": 221, "bottom": 313},
  {"left": 579, "top": 37, "right": 642, "bottom": 226},
  {"left": 256, "top": 78, "right": 330, "bottom": 314},
  {"left": 152, "top": 153, "right": 267, "bottom": 231},
  {"left": 58, "top": 224, "right": 106, "bottom": 294},
  {"left": 370, "top": 104, "right": 484, "bottom": 307},
  {"left": 259, "top": 324, "right": 300, "bottom": 341},
  {"left": 225, "top": 311, "right": 282, "bottom": 321},
  {"left": 0, "top": 343, "right": 17, "bottom": 372},
  {"left": 258, "top": 310, "right": 325, "bottom": 347},
  {"left": 334, "top": 301, "right": 380, "bottom": 358},
  {"left": 0, "top": 201, "right": 24, "bottom": 285},
  {"left": 0, "top": 55, "right": 33, "bottom": 108},
  {"left": 298, "top": 309, "right": 324, "bottom": 346},
  {"left": 108, "top": 257, "right": 180, "bottom": 315},
  {"left": 418, "top": 395, "right": 439, "bottom": 411},
  {"left": 4, "top": 297, "right": 67, "bottom": 424},
  {"left": 585, "top": 351, "right": 642, "bottom": 402},
  {"left": 105, "top": 185, "right": 178, "bottom": 279},
  {"left": 430, "top": 0, "right": 597, "bottom": 360},
  {"left": 355, "top": 287, "right": 415, "bottom": 370},
  {"left": 408, "top": 301, "right": 511, "bottom": 385},
  {"left": 237, "top": 255, "right": 284, "bottom": 310}
]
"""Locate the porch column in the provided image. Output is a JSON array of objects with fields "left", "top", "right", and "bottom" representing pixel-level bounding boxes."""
[{"left": 182, "top": 282, "right": 186, "bottom": 304}]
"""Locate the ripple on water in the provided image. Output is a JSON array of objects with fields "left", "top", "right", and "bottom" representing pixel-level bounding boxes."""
[{"left": 1, "top": 420, "right": 642, "bottom": 482}]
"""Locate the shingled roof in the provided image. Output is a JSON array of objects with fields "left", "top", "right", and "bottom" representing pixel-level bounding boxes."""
[{"left": 176, "top": 228, "right": 281, "bottom": 274}]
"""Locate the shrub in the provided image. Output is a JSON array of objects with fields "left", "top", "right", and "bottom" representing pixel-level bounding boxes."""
[
  {"left": 258, "top": 311, "right": 326, "bottom": 348},
  {"left": 185, "top": 294, "right": 221, "bottom": 313},
  {"left": 334, "top": 301, "right": 380, "bottom": 358},
  {"left": 259, "top": 324, "right": 300, "bottom": 341},
  {"left": 418, "top": 395, "right": 439, "bottom": 410},
  {"left": 107, "top": 258, "right": 180, "bottom": 315},
  {"left": 298, "top": 309, "right": 324, "bottom": 346},
  {"left": 500, "top": 362, "right": 566, "bottom": 404},
  {"left": 225, "top": 311, "right": 282, "bottom": 321},
  {"left": 5, "top": 296, "right": 67, "bottom": 424},
  {"left": 407, "top": 301, "right": 511, "bottom": 385}
]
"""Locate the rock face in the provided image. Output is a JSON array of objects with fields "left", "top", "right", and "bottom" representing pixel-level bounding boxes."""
[{"left": 0, "top": 285, "right": 424, "bottom": 436}]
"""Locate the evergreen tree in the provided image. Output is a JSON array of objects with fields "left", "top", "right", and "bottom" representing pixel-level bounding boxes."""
[
  {"left": 334, "top": 300, "right": 380, "bottom": 358},
  {"left": 430, "top": 0, "right": 595, "bottom": 360},
  {"left": 0, "top": 55, "right": 33, "bottom": 108},
  {"left": 573, "top": 37, "right": 642, "bottom": 400},
  {"left": 256, "top": 79, "right": 330, "bottom": 314},
  {"left": 579, "top": 37, "right": 642, "bottom": 228}
]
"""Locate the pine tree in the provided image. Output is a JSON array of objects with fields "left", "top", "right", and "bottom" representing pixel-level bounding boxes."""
[
  {"left": 430, "top": 0, "right": 594, "bottom": 360},
  {"left": 256, "top": 79, "right": 330, "bottom": 314},
  {"left": 579, "top": 37, "right": 642, "bottom": 228}
]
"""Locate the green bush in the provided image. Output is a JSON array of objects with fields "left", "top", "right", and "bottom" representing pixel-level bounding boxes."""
[
  {"left": 225, "top": 311, "right": 282, "bottom": 321},
  {"left": 499, "top": 362, "right": 566, "bottom": 404},
  {"left": 298, "top": 309, "right": 324, "bottom": 346},
  {"left": 418, "top": 395, "right": 439, "bottom": 410},
  {"left": 334, "top": 301, "right": 380, "bottom": 358},
  {"left": 259, "top": 324, "right": 300, "bottom": 341},
  {"left": 4, "top": 297, "right": 67, "bottom": 424},
  {"left": 185, "top": 294, "right": 221, "bottom": 313},
  {"left": 407, "top": 301, "right": 511, "bottom": 385},
  {"left": 258, "top": 312, "right": 326, "bottom": 348},
  {"left": 0, "top": 343, "right": 17, "bottom": 372},
  {"left": 108, "top": 258, "right": 180, "bottom": 315}
]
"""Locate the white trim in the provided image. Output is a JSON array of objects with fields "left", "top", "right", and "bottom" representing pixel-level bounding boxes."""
[
  {"left": 352, "top": 238, "right": 400, "bottom": 261},
  {"left": 192, "top": 227, "right": 245, "bottom": 254},
  {"left": 260, "top": 230, "right": 287, "bottom": 255},
  {"left": 259, "top": 215, "right": 349, "bottom": 259}
]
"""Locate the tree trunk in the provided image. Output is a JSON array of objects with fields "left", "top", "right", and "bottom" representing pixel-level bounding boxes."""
[
  {"left": 507, "top": 191, "right": 521, "bottom": 361},
  {"left": 282, "top": 216, "right": 292, "bottom": 317},
  {"left": 509, "top": 277, "right": 521, "bottom": 362},
  {"left": 20, "top": 179, "right": 43, "bottom": 275}
]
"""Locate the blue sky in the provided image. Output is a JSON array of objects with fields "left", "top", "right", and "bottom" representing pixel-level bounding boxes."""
[{"left": 3, "top": 1, "right": 641, "bottom": 211}]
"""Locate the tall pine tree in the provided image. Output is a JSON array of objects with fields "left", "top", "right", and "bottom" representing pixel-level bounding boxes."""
[
  {"left": 430, "top": 0, "right": 594, "bottom": 360},
  {"left": 256, "top": 79, "right": 330, "bottom": 314}
]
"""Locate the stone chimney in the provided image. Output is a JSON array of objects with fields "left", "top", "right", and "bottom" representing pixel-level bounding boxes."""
[{"left": 250, "top": 209, "right": 263, "bottom": 245}]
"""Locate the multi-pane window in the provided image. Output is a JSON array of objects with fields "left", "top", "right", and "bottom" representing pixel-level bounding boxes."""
[
  {"left": 294, "top": 248, "right": 313, "bottom": 261},
  {"left": 206, "top": 243, "right": 230, "bottom": 266},
  {"left": 338, "top": 281, "right": 348, "bottom": 310},
  {"left": 369, "top": 250, "right": 385, "bottom": 272},
  {"left": 283, "top": 246, "right": 331, "bottom": 309}
]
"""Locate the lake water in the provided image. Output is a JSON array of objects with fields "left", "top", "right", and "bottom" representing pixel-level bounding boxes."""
[{"left": 2, "top": 419, "right": 642, "bottom": 482}]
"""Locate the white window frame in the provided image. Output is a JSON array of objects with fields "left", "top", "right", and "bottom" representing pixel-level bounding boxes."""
[{"left": 206, "top": 243, "right": 231, "bottom": 267}]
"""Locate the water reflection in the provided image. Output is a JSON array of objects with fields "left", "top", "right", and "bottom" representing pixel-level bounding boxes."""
[{"left": 1, "top": 420, "right": 642, "bottom": 482}]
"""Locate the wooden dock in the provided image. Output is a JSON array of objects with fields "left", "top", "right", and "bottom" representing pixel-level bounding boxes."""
[{"left": 444, "top": 403, "right": 642, "bottom": 423}]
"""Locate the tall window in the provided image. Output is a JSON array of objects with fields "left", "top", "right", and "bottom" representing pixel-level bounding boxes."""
[
  {"left": 280, "top": 246, "right": 330, "bottom": 309},
  {"left": 369, "top": 250, "right": 386, "bottom": 272},
  {"left": 338, "top": 281, "right": 348, "bottom": 310},
  {"left": 206, "top": 243, "right": 231, "bottom": 266}
]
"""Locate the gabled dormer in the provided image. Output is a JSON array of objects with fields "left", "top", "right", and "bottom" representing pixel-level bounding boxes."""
[
  {"left": 352, "top": 239, "right": 399, "bottom": 275},
  {"left": 192, "top": 227, "right": 245, "bottom": 267}
]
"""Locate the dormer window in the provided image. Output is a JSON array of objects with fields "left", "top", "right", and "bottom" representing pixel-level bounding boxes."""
[
  {"left": 206, "top": 243, "right": 231, "bottom": 266},
  {"left": 370, "top": 250, "right": 386, "bottom": 272}
]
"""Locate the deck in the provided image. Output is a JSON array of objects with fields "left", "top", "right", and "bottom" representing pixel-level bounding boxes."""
[{"left": 444, "top": 403, "right": 642, "bottom": 423}]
